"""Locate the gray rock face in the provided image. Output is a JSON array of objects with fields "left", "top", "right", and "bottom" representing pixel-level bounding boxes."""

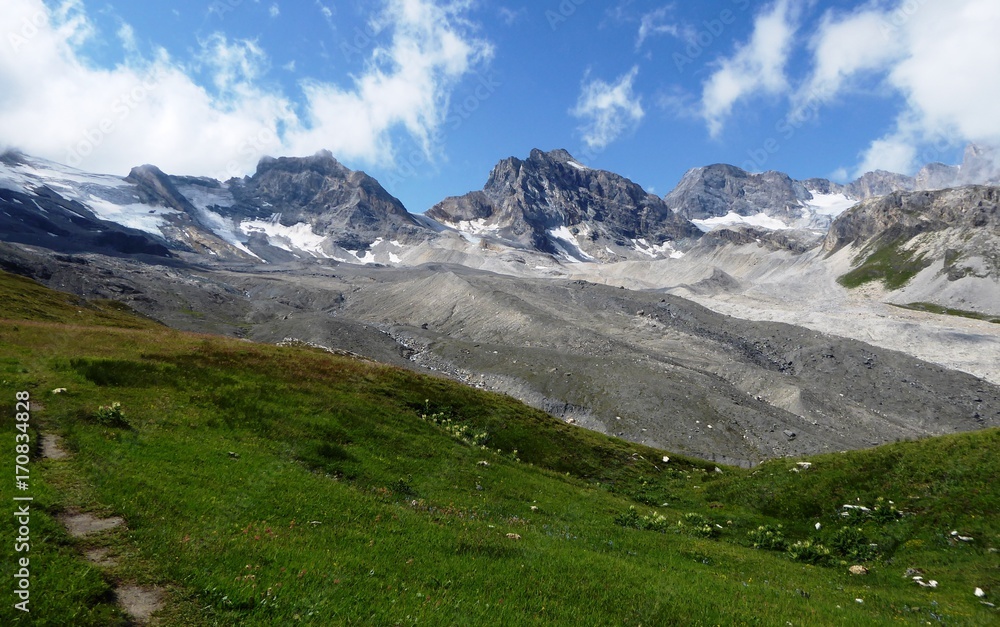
[
  {"left": 915, "top": 163, "right": 960, "bottom": 190},
  {"left": 955, "top": 143, "right": 1000, "bottom": 187},
  {"left": 665, "top": 164, "right": 813, "bottom": 221},
  {"left": 843, "top": 170, "right": 916, "bottom": 200},
  {"left": 840, "top": 144, "right": 1000, "bottom": 198},
  {"left": 427, "top": 148, "right": 701, "bottom": 259},
  {"left": 694, "top": 225, "right": 819, "bottom": 254},
  {"left": 823, "top": 186, "right": 1000, "bottom": 254},
  {"left": 226, "top": 151, "right": 426, "bottom": 251},
  {"left": 824, "top": 186, "right": 1000, "bottom": 304}
]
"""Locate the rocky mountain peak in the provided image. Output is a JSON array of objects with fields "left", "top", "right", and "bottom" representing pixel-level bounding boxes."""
[
  {"left": 428, "top": 148, "right": 700, "bottom": 261},
  {"left": 665, "top": 164, "right": 812, "bottom": 221},
  {"left": 844, "top": 170, "right": 916, "bottom": 200},
  {"left": 528, "top": 148, "right": 576, "bottom": 165},
  {"left": 225, "top": 151, "right": 421, "bottom": 251},
  {"left": 126, "top": 164, "right": 198, "bottom": 215}
]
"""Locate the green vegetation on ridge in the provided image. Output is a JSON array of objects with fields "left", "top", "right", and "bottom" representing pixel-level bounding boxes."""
[
  {"left": 1, "top": 270, "right": 998, "bottom": 625},
  {"left": 893, "top": 302, "right": 1000, "bottom": 324},
  {"left": 839, "top": 237, "right": 933, "bottom": 290}
]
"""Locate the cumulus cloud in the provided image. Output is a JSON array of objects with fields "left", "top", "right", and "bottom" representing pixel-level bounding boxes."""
[
  {"left": 796, "top": 0, "right": 1000, "bottom": 175},
  {"left": 571, "top": 66, "right": 645, "bottom": 151},
  {"left": 0, "top": 0, "right": 491, "bottom": 179},
  {"left": 269, "top": 4, "right": 280, "bottom": 19},
  {"left": 700, "top": 0, "right": 799, "bottom": 138},
  {"left": 793, "top": 8, "right": 902, "bottom": 117}
]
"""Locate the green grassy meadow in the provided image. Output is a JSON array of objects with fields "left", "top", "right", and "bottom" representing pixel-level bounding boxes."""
[{"left": 1, "top": 270, "right": 998, "bottom": 625}]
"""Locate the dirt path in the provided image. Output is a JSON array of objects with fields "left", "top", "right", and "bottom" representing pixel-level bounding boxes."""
[{"left": 42, "top": 431, "right": 166, "bottom": 624}]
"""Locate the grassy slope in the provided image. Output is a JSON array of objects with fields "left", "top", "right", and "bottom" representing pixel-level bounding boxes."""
[
  {"left": 838, "top": 237, "right": 933, "bottom": 290},
  {"left": 1, "top": 270, "right": 998, "bottom": 625}
]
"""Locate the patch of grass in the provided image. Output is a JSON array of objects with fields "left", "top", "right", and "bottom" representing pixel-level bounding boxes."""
[
  {"left": 894, "top": 302, "right": 1000, "bottom": 324},
  {"left": 2, "top": 269, "right": 1000, "bottom": 625},
  {"left": 0, "top": 271, "right": 160, "bottom": 328},
  {"left": 838, "top": 238, "right": 933, "bottom": 289}
]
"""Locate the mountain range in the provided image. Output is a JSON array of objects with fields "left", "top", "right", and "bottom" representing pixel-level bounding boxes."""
[
  {"left": 1, "top": 142, "right": 998, "bottom": 463},
  {"left": 2, "top": 142, "right": 998, "bottom": 308}
]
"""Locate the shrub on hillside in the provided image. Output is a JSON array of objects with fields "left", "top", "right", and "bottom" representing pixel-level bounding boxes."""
[{"left": 747, "top": 525, "right": 788, "bottom": 551}]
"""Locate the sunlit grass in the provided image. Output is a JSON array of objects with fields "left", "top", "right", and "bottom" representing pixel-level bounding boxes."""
[{"left": 1, "top": 270, "right": 998, "bottom": 625}]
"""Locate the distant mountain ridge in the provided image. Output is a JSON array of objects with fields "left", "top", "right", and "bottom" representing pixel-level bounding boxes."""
[
  {"left": 664, "top": 143, "right": 1000, "bottom": 232},
  {"left": 0, "top": 150, "right": 436, "bottom": 264},
  {"left": 1, "top": 143, "right": 998, "bottom": 268}
]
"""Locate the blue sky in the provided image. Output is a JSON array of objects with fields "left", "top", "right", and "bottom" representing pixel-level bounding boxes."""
[{"left": 2, "top": 1, "right": 998, "bottom": 212}]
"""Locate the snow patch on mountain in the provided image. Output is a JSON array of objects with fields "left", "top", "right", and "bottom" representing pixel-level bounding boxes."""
[
  {"left": 797, "top": 192, "right": 858, "bottom": 230},
  {"left": 805, "top": 191, "right": 855, "bottom": 215},
  {"left": 241, "top": 218, "right": 329, "bottom": 257},
  {"left": 1, "top": 158, "right": 130, "bottom": 196},
  {"left": 632, "top": 238, "right": 684, "bottom": 259},
  {"left": 174, "top": 183, "right": 260, "bottom": 258},
  {"left": 84, "top": 197, "right": 178, "bottom": 235},
  {"left": 547, "top": 226, "right": 595, "bottom": 262},
  {"left": 1, "top": 155, "right": 181, "bottom": 236},
  {"left": 693, "top": 212, "right": 790, "bottom": 232}
]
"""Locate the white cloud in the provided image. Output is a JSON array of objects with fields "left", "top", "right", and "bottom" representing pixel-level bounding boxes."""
[
  {"left": 269, "top": 4, "right": 280, "bottom": 18},
  {"left": 0, "top": 0, "right": 491, "bottom": 179},
  {"left": 286, "top": 0, "right": 494, "bottom": 165},
  {"left": 855, "top": 132, "right": 920, "bottom": 175},
  {"left": 196, "top": 34, "right": 268, "bottom": 94},
  {"left": 316, "top": 1, "right": 333, "bottom": 20},
  {"left": 795, "top": 0, "right": 1000, "bottom": 176},
  {"left": 700, "top": 0, "right": 798, "bottom": 137},
  {"left": 636, "top": 6, "right": 681, "bottom": 50},
  {"left": 571, "top": 66, "right": 644, "bottom": 151},
  {"left": 795, "top": 8, "right": 901, "bottom": 113}
]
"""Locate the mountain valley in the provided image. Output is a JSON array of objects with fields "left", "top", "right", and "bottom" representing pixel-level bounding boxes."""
[{"left": 2, "top": 144, "right": 999, "bottom": 466}]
